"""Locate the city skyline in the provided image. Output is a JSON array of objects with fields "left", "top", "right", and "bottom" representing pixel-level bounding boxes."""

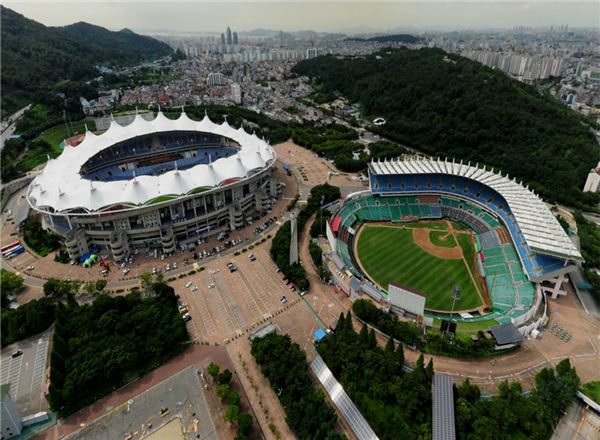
[{"left": 5, "top": 1, "right": 599, "bottom": 35}]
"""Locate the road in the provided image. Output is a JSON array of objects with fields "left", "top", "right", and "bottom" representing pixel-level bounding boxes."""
[
  {"left": 552, "top": 399, "right": 600, "bottom": 440},
  {"left": 1, "top": 104, "right": 31, "bottom": 150}
]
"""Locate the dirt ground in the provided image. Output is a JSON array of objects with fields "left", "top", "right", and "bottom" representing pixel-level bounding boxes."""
[
  {"left": 273, "top": 140, "right": 366, "bottom": 199},
  {"left": 412, "top": 228, "right": 462, "bottom": 259}
]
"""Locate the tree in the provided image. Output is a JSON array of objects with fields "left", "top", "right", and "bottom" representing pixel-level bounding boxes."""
[
  {"left": 236, "top": 412, "right": 253, "bottom": 435},
  {"left": 95, "top": 279, "right": 107, "bottom": 291},
  {"left": 84, "top": 282, "right": 96, "bottom": 295},
  {"left": 139, "top": 272, "right": 152, "bottom": 288},
  {"left": 44, "top": 281, "right": 189, "bottom": 416},
  {"left": 43, "top": 278, "right": 73, "bottom": 298},
  {"left": 219, "top": 369, "right": 233, "bottom": 385},
  {"left": 224, "top": 403, "right": 240, "bottom": 423},
  {"left": 0, "top": 269, "right": 23, "bottom": 294},
  {"left": 207, "top": 362, "right": 220, "bottom": 380},
  {"left": 217, "top": 384, "right": 230, "bottom": 400}
]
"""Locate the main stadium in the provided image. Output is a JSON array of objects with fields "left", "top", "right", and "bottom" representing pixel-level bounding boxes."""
[
  {"left": 326, "top": 157, "right": 583, "bottom": 334},
  {"left": 26, "top": 112, "right": 280, "bottom": 262}
]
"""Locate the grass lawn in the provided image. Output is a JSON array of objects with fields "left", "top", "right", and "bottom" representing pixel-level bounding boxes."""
[
  {"left": 582, "top": 381, "right": 600, "bottom": 404},
  {"left": 429, "top": 230, "right": 456, "bottom": 248},
  {"left": 19, "top": 122, "right": 91, "bottom": 171},
  {"left": 432, "top": 318, "right": 498, "bottom": 334},
  {"left": 357, "top": 224, "right": 483, "bottom": 311},
  {"left": 38, "top": 121, "right": 89, "bottom": 151}
]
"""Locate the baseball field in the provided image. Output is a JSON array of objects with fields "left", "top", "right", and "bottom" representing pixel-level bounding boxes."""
[{"left": 355, "top": 222, "right": 485, "bottom": 311}]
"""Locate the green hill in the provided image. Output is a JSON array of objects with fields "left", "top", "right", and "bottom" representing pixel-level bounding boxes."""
[
  {"left": 292, "top": 48, "right": 600, "bottom": 208},
  {"left": 54, "top": 22, "right": 172, "bottom": 65},
  {"left": 0, "top": 6, "right": 172, "bottom": 115}
]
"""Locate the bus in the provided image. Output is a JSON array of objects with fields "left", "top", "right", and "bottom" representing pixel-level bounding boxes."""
[
  {"left": 1, "top": 241, "right": 20, "bottom": 253},
  {"left": 3, "top": 245, "right": 24, "bottom": 259}
]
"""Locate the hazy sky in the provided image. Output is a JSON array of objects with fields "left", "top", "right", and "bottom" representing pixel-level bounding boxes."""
[{"left": 4, "top": 1, "right": 599, "bottom": 34}]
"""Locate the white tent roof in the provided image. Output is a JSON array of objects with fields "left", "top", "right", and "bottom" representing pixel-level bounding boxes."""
[
  {"left": 369, "top": 157, "right": 581, "bottom": 260},
  {"left": 28, "top": 111, "right": 275, "bottom": 213}
]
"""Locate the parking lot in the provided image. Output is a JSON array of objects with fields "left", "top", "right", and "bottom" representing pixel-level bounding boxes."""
[
  {"left": 0, "top": 329, "right": 51, "bottom": 416},
  {"left": 172, "top": 241, "right": 297, "bottom": 344}
]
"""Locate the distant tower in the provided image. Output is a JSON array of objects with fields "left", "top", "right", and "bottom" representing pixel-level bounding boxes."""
[
  {"left": 226, "top": 26, "right": 232, "bottom": 45},
  {"left": 233, "top": 31, "right": 238, "bottom": 45},
  {"left": 220, "top": 33, "right": 226, "bottom": 46},
  {"left": 289, "top": 212, "right": 298, "bottom": 265}
]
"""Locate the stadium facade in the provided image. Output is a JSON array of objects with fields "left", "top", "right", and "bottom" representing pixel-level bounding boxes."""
[
  {"left": 26, "top": 112, "right": 280, "bottom": 261},
  {"left": 327, "top": 157, "right": 583, "bottom": 330}
]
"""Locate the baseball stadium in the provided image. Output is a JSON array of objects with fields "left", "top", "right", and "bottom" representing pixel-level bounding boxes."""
[
  {"left": 326, "top": 157, "right": 583, "bottom": 331},
  {"left": 26, "top": 111, "right": 280, "bottom": 262}
]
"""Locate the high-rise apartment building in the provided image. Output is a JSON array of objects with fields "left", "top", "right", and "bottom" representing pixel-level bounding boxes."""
[{"left": 226, "top": 26, "right": 232, "bottom": 45}]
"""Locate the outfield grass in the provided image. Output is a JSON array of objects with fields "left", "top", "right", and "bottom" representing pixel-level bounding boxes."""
[
  {"left": 402, "top": 220, "right": 448, "bottom": 230},
  {"left": 429, "top": 230, "right": 456, "bottom": 248},
  {"left": 357, "top": 224, "right": 483, "bottom": 311}
]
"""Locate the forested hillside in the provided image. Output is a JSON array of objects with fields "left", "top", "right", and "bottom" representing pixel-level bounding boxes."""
[
  {"left": 54, "top": 22, "right": 172, "bottom": 65},
  {"left": 293, "top": 48, "right": 600, "bottom": 208},
  {"left": 0, "top": 6, "right": 172, "bottom": 115}
]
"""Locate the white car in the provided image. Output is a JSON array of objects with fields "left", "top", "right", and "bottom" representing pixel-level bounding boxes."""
[
  {"left": 185, "top": 281, "right": 193, "bottom": 288},
  {"left": 166, "top": 264, "right": 171, "bottom": 271},
  {"left": 173, "top": 262, "right": 177, "bottom": 269},
  {"left": 208, "top": 283, "right": 215, "bottom": 289},
  {"left": 122, "top": 268, "right": 130, "bottom": 275},
  {"left": 191, "top": 286, "right": 199, "bottom": 292},
  {"left": 210, "top": 268, "right": 219, "bottom": 274},
  {"left": 152, "top": 267, "right": 157, "bottom": 274},
  {"left": 25, "top": 265, "right": 34, "bottom": 271}
]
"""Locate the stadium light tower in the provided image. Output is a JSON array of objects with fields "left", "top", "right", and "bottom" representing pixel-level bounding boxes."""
[
  {"left": 445, "top": 285, "right": 461, "bottom": 338},
  {"left": 320, "top": 194, "right": 325, "bottom": 235}
]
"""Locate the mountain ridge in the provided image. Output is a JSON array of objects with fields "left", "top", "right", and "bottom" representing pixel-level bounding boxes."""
[
  {"left": 0, "top": 6, "right": 173, "bottom": 115},
  {"left": 292, "top": 48, "right": 600, "bottom": 207}
]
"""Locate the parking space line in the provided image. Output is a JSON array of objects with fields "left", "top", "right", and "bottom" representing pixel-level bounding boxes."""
[
  {"left": 30, "top": 336, "right": 49, "bottom": 400},
  {"left": 189, "top": 289, "right": 217, "bottom": 336},
  {"left": 203, "top": 274, "right": 236, "bottom": 337},
  {"left": 233, "top": 269, "right": 267, "bottom": 318},
  {"left": 213, "top": 273, "right": 246, "bottom": 330},
  {"left": 8, "top": 354, "right": 23, "bottom": 399}
]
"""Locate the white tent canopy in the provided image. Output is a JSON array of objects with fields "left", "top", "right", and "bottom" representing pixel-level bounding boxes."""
[{"left": 28, "top": 111, "right": 275, "bottom": 213}]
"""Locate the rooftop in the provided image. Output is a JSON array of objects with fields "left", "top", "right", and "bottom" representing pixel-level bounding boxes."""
[
  {"left": 490, "top": 322, "right": 524, "bottom": 345},
  {"left": 27, "top": 111, "right": 275, "bottom": 214}
]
